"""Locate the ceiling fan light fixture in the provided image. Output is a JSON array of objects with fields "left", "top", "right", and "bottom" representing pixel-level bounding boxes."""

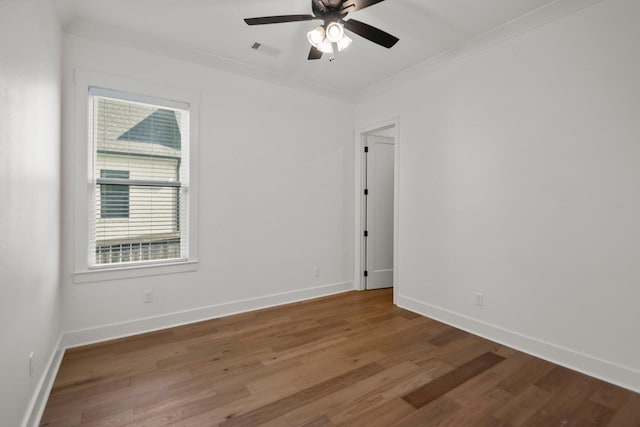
[
  {"left": 325, "top": 21, "right": 344, "bottom": 43},
  {"left": 243, "top": 0, "right": 399, "bottom": 61},
  {"left": 337, "top": 34, "right": 352, "bottom": 52},
  {"left": 307, "top": 26, "right": 325, "bottom": 47}
]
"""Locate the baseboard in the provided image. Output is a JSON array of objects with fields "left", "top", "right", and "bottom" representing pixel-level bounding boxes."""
[
  {"left": 62, "top": 281, "right": 354, "bottom": 349},
  {"left": 21, "top": 334, "right": 65, "bottom": 427},
  {"left": 397, "top": 294, "right": 640, "bottom": 393}
]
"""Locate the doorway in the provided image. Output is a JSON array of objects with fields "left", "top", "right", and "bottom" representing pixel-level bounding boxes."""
[
  {"left": 355, "top": 120, "right": 398, "bottom": 294},
  {"left": 363, "top": 132, "right": 394, "bottom": 289}
]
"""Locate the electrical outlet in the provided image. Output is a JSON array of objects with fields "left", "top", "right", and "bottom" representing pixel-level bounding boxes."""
[
  {"left": 475, "top": 293, "right": 484, "bottom": 307},
  {"left": 28, "top": 352, "right": 34, "bottom": 377},
  {"left": 144, "top": 289, "right": 153, "bottom": 304},
  {"left": 313, "top": 267, "right": 320, "bottom": 277}
]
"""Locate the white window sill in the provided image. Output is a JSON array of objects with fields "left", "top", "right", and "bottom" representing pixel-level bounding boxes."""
[{"left": 74, "top": 260, "right": 199, "bottom": 284}]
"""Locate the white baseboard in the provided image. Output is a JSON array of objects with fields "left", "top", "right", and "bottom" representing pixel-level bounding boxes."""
[
  {"left": 62, "top": 281, "right": 354, "bottom": 349},
  {"left": 22, "top": 334, "right": 65, "bottom": 427},
  {"left": 397, "top": 294, "right": 640, "bottom": 393}
]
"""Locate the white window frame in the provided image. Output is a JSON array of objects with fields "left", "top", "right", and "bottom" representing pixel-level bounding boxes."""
[{"left": 73, "top": 69, "right": 199, "bottom": 283}]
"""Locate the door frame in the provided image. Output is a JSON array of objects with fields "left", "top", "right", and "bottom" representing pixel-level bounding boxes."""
[{"left": 354, "top": 117, "right": 400, "bottom": 304}]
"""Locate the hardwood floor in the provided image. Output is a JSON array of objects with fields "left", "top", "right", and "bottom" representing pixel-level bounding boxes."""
[{"left": 41, "top": 290, "right": 640, "bottom": 426}]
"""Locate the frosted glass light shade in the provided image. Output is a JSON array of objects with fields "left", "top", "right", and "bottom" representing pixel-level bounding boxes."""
[
  {"left": 337, "top": 35, "right": 352, "bottom": 52},
  {"left": 317, "top": 38, "right": 334, "bottom": 54},
  {"left": 325, "top": 22, "right": 344, "bottom": 43},
  {"left": 307, "top": 26, "right": 325, "bottom": 47}
]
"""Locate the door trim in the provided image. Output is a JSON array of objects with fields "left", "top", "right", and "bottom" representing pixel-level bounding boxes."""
[{"left": 354, "top": 117, "right": 400, "bottom": 305}]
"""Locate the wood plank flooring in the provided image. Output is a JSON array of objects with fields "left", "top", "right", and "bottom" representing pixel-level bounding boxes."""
[{"left": 41, "top": 289, "right": 640, "bottom": 426}]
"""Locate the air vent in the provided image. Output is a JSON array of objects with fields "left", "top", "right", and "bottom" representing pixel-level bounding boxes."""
[{"left": 250, "top": 42, "right": 282, "bottom": 57}]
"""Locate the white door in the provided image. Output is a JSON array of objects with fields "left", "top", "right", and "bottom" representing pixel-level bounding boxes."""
[{"left": 364, "top": 135, "right": 394, "bottom": 290}]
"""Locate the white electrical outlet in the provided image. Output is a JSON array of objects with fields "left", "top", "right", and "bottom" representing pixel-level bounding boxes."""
[
  {"left": 475, "top": 293, "right": 484, "bottom": 307},
  {"left": 28, "top": 352, "right": 34, "bottom": 377},
  {"left": 313, "top": 267, "right": 320, "bottom": 277},
  {"left": 144, "top": 289, "right": 153, "bottom": 304}
]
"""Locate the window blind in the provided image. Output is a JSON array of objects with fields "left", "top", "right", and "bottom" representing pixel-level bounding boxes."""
[{"left": 88, "top": 87, "right": 190, "bottom": 267}]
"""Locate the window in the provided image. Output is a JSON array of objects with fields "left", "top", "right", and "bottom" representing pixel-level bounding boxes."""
[
  {"left": 100, "top": 170, "right": 130, "bottom": 218},
  {"left": 88, "top": 87, "right": 190, "bottom": 267}
]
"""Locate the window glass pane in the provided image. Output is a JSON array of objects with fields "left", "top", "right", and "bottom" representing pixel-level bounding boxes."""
[
  {"left": 100, "top": 170, "right": 130, "bottom": 218},
  {"left": 91, "top": 93, "right": 188, "bottom": 266},
  {"left": 95, "top": 98, "right": 184, "bottom": 181}
]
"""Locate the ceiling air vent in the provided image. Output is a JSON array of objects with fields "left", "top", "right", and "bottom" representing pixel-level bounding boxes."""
[{"left": 250, "top": 42, "right": 281, "bottom": 57}]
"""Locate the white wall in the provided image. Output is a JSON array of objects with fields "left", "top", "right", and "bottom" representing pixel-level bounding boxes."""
[
  {"left": 356, "top": 0, "right": 640, "bottom": 390},
  {"left": 0, "top": 0, "right": 62, "bottom": 425},
  {"left": 61, "top": 35, "right": 355, "bottom": 340}
]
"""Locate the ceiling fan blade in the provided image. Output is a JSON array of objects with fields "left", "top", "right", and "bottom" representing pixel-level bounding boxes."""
[
  {"left": 343, "top": 19, "right": 399, "bottom": 48},
  {"left": 341, "top": 0, "right": 386, "bottom": 13},
  {"left": 308, "top": 46, "right": 323, "bottom": 60},
  {"left": 244, "top": 15, "right": 318, "bottom": 25}
]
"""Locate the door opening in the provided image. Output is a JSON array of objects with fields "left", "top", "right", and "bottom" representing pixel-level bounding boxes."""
[{"left": 362, "top": 129, "right": 395, "bottom": 290}]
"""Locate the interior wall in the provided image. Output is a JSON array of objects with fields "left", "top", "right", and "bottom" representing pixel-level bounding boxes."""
[
  {"left": 355, "top": 0, "right": 640, "bottom": 389},
  {"left": 61, "top": 35, "right": 355, "bottom": 337},
  {"left": 0, "top": 0, "right": 62, "bottom": 425}
]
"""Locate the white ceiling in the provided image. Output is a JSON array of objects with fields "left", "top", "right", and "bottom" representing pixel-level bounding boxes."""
[{"left": 53, "top": 0, "right": 591, "bottom": 97}]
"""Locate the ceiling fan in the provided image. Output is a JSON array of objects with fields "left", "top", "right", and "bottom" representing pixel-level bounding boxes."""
[{"left": 244, "top": 0, "right": 399, "bottom": 61}]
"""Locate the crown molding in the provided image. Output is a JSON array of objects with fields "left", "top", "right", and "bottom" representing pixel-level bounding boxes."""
[
  {"left": 356, "top": 0, "right": 604, "bottom": 102},
  {"left": 64, "top": 20, "right": 356, "bottom": 103}
]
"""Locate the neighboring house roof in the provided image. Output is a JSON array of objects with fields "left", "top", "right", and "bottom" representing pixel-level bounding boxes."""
[{"left": 118, "top": 108, "right": 181, "bottom": 150}]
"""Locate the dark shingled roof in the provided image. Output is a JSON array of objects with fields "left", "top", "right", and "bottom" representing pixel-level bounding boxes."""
[{"left": 118, "top": 109, "right": 181, "bottom": 150}]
